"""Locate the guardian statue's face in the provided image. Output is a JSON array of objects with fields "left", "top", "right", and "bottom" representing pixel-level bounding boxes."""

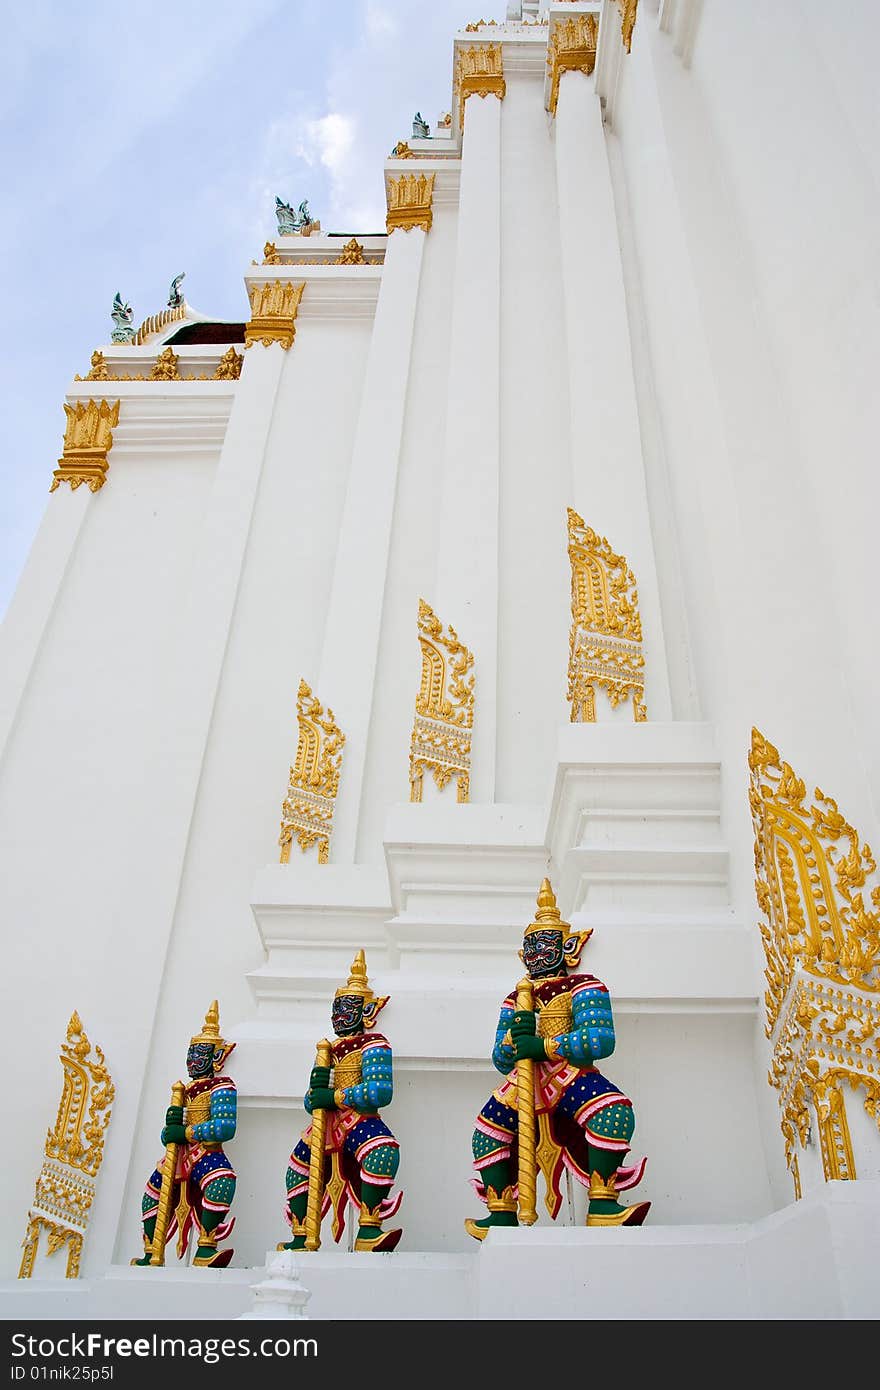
[
  {"left": 332, "top": 994, "right": 364, "bottom": 1037},
  {"left": 522, "top": 928, "right": 565, "bottom": 980},
  {"left": 186, "top": 1042, "right": 215, "bottom": 1079}
]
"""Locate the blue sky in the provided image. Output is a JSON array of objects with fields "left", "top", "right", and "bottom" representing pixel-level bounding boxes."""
[{"left": 0, "top": 0, "right": 504, "bottom": 619}]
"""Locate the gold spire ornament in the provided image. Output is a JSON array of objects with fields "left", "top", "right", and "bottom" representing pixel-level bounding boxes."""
[{"left": 567, "top": 508, "right": 648, "bottom": 723}]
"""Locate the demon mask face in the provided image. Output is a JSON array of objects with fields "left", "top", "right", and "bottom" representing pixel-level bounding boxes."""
[
  {"left": 331, "top": 993, "right": 365, "bottom": 1037},
  {"left": 522, "top": 927, "right": 565, "bottom": 980},
  {"left": 186, "top": 1041, "right": 216, "bottom": 1079}
]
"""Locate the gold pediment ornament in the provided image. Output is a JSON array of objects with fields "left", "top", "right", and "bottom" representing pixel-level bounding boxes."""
[
  {"left": 50, "top": 399, "right": 120, "bottom": 494},
  {"left": 83, "top": 350, "right": 110, "bottom": 381},
  {"left": 750, "top": 729, "right": 880, "bottom": 1193},
  {"left": 566, "top": 508, "right": 647, "bottom": 722},
  {"left": 386, "top": 174, "right": 436, "bottom": 234},
  {"left": 455, "top": 43, "right": 505, "bottom": 129},
  {"left": 278, "top": 679, "right": 346, "bottom": 865},
  {"left": 409, "top": 599, "right": 475, "bottom": 803},
  {"left": 19, "top": 1013, "right": 114, "bottom": 1279},
  {"left": 338, "top": 238, "right": 367, "bottom": 265},
  {"left": 213, "top": 347, "right": 243, "bottom": 380},
  {"left": 149, "top": 347, "right": 181, "bottom": 381},
  {"left": 547, "top": 14, "right": 599, "bottom": 116},
  {"left": 244, "top": 279, "right": 306, "bottom": 350}
]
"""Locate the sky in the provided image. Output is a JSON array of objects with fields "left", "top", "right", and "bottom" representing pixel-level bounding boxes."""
[{"left": 0, "top": 0, "right": 506, "bottom": 620}]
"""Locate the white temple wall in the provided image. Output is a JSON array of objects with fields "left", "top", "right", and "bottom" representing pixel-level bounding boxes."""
[
  {"left": 611, "top": 9, "right": 880, "bottom": 1208},
  {"left": 497, "top": 71, "right": 572, "bottom": 804},
  {"left": 688, "top": 0, "right": 880, "bottom": 824},
  {"left": 113, "top": 319, "right": 372, "bottom": 1262},
  {"left": 0, "top": 441, "right": 219, "bottom": 1274},
  {"left": 613, "top": 12, "right": 880, "bottom": 913}
]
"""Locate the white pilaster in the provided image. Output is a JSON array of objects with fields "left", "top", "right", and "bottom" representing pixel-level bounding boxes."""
[
  {"left": 436, "top": 91, "right": 503, "bottom": 799},
  {"left": 0, "top": 483, "right": 91, "bottom": 765},
  {"left": 554, "top": 69, "right": 673, "bottom": 718},
  {"left": 315, "top": 228, "right": 426, "bottom": 862},
  {"left": 90, "top": 344, "right": 287, "bottom": 1270}
]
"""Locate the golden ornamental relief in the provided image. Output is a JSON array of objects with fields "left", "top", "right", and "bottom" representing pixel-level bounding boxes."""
[
  {"left": 76, "top": 348, "right": 244, "bottom": 383},
  {"left": 547, "top": 14, "right": 599, "bottom": 116},
  {"left": 617, "top": 0, "right": 639, "bottom": 54},
  {"left": 389, "top": 141, "right": 415, "bottom": 159},
  {"left": 279, "top": 680, "right": 346, "bottom": 865},
  {"left": 455, "top": 43, "right": 505, "bottom": 129},
  {"left": 19, "top": 1012, "right": 114, "bottom": 1280},
  {"left": 262, "top": 241, "right": 282, "bottom": 265},
  {"left": 50, "top": 399, "right": 120, "bottom": 494},
  {"left": 19, "top": 1217, "right": 83, "bottom": 1281},
  {"left": 409, "top": 599, "right": 475, "bottom": 804},
  {"left": 83, "top": 350, "right": 110, "bottom": 381},
  {"left": 386, "top": 173, "right": 436, "bottom": 234},
  {"left": 566, "top": 508, "right": 647, "bottom": 723},
  {"left": 750, "top": 727, "right": 880, "bottom": 1029},
  {"left": 149, "top": 346, "right": 181, "bottom": 381},
  {"left": 753, "top": 731, "right": 880, "bottom": 1194},
  {"left": 338, "top": 238, "right": 367, "bottom": 265},
  {"left": 244, "top": 279, "right": 306, "bottom": 350},
  {"left": 213, "top": 347, "right": 243, "bottom": 381}
]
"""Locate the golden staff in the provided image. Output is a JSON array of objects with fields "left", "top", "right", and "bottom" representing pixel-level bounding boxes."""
[
  {"left": 304, "top": 1039, "right": 333, "bottom": 1252},
  {"left": 150, "top": 1079, "right": 186, "bottom": 1267},
  {"left": 514, "top": 978, "right": 538, "bottom": 1226}
]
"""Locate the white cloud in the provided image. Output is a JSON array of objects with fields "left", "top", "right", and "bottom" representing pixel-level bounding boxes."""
[{"left": 300, "top": 113, "right": 357, "bottom": 178}]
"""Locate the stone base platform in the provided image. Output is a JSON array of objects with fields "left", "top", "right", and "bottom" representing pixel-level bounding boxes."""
[{"left": 2, "top": 1182, "right": 877, "bottom": 1321}]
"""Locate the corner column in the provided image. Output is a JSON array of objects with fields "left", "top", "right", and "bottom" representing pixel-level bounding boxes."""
[
  {"left": 317, "top": 179, "right": 431, "bottom": 861},
  {"left": 0, "top": 398, "right": 120, "bottom": 764},
  {"left": 552, "top": 31, "right": 672, "bottom": 717},
  {"left": 435, "top": 43, "right": 505, "bottom": 799}
]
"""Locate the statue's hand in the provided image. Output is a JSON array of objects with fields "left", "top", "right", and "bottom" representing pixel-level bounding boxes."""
[
  {"left": 165, "top": 1105, "right": 184, "bottom": 1127},
  {"left": 510, "top": 1010, "right": 537, "bottom": 1038},
  {"left": 309, "top": 1087, "right": 337, "bottom": 1112},
  {"left": 309, "top": 1066, "right": 331, "bottom": 1091},
  {"left": 161, "top": 1123, "right": 188, "bottom": 1146},
  {"left": 514, "top": 1034, "right": 547, "bottom": 1062}
]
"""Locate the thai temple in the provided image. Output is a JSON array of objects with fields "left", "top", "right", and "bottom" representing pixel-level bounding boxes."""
[{"left": 2, "top": 0, "right": 878, "bottom": 1321}]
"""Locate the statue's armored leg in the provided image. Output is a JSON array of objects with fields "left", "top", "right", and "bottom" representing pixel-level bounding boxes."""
[
  {"left": 585, "top": 1103, "right": 650, "bottom": 1228},
  {"left": 278, "top": 1143, "right": 311, "bottom": 1251},
  {"left": 465, "top": 1098, "right": 521, "bottom": 1242},
  {"left": 191, "top": 1156, "right": 237, "bottom": 1266},
  {"left": 353, "top": 1135, "right": 402, "bottom": 1252},
  {"left": 131, "top": 1169, "right": 163, "bottom": 1266}
]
